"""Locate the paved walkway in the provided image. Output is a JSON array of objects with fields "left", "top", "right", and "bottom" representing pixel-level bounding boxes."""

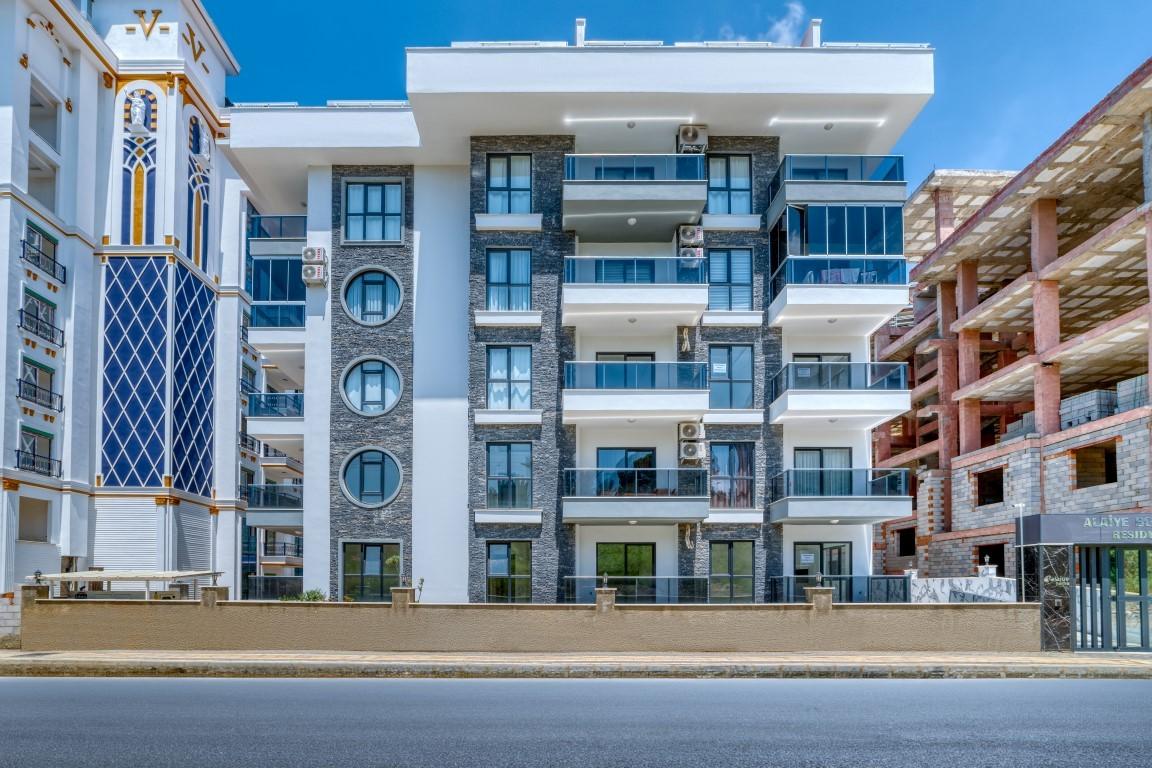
[{"left": 2, "top": 650, "right": 1151, "bottom": 678}]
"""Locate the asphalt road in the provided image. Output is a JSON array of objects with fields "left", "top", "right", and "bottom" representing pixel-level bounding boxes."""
[{"left": 0, "top": 678, "right": 1148, "bottom": 767}]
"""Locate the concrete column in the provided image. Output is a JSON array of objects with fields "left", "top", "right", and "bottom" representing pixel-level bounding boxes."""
[
  {"left": 957, "top": 260, "right": 979, "bottom": 316},
  {"left": 1146, "top": 212, "right": 1152, "bottom": 406},
  {"left": 958, "top": 329, "right": 981, "bottom": 387},
  {"left": 1035, "top": 363, "right": 1062, "bottom": 436},
  {"left": 936, "top": 343, "right": 959, "bottom": 467},
  {"left": 936, "top": 281, "right": 957, "bottom": 338},
  {"left": 200, "top": 585, "right": 229, "bottom": 607},
  {"left": 212, "top": 509, "right": 240, "bottom": 596},
  {"left": 803, "top": 586, "right": 833, "bottom": 613},
  {"left": 594, "top": 587, "right": 616, "bottom": 613},
  {"left": 1030, "top": 199, "right": 1059, "bottom": 272},
  {"left": 390, "top": 586, "right": 417, "bottom": 608},
  {"left": 958, "top": 399, "right": 982, "bottom": 454},
  {"left": 933, "top": 187, "right": 956, "bottom": 244},
  {"left": 1032, "top": 280, "right": 1061, "bottom": 354},
  {"left": 0, "top": 486, "right": 17, "bottom": 594}
]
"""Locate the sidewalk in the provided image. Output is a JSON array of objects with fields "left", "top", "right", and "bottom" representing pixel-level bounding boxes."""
[{"left": 2, "top": 650, "right": 1151, "bottom": 679}]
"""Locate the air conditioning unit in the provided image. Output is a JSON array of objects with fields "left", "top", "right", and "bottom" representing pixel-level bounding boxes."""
[
  {"left": 679, "top": 422, "right": 705, "bottom": 441},
  {"left": 301, "top": 263, "right": 327, "bottom": 286},
  {"left": 679, "top": 440, "right": 706, "bottom": 462},
  {"left": 679, "top": 247, "right": 704, "bottom": 261},
  {"left": 678, "top": 225, "right": 704, "bottom": 246},
  {"left": 302, "top": 246, "right": 327, "bottom": 264},
  {"left": 677, "top": 124, "right": 709, "bottom": 153}
]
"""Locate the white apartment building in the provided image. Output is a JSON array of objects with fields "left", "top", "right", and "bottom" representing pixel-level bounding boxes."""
[{"left": 0, "top": 2, "right": 932, "bottom": 635}]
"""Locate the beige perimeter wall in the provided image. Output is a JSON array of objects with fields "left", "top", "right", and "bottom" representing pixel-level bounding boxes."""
[{"left": 20, "top": 587, "right": 1041, "bottom": 653}]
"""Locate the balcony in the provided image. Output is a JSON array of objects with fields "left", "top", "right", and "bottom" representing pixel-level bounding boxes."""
[
  {"left": 562, "top": 154, "right": 707, "bottom": 241},
  {"left": 562, "top": 576, "right": 711, "bottom": 604},
  {"left": 15, "top": 450, "right": 60, "bottom": 478},
  {"left": 21, "top": 240, "right": 66, "bottom": 283},
  {"left": 17, "top": 381, "right": 62, "bottom": 411},
  {"left": 245, "top": 484, "right": 304, "bottom": 528},
  {"left": 19, "top": 310, "right": 63, "bottom": 346},
  {"left": 766, "top": 154, "right": 906, "bottom": 212},
  {"left": 561, "top": 468, "right": 709, "bottom": 524},
  {"left": 262, "top": 540, "right": 304, "bottom": 559},
  {"left": 260, "top": 445, "right": 303, "bottom": 481},
  {"left": 768, "top": 257, "right": 909, "bottom": 335},
  {"left": 768, "top": 468, "right": 912, "bottom": 525},
  {"left": 562, "top": 362, "right": 709, "bottom": 424},
  {"left": 247, "top": 215, "right": 307, "bottom": 240},
  {"left": 246, "top": 575, "right": 304, "bottom": 601},
  {"left": 562, "top": 257, "right": 708, "bottom": 329},
  {"left": 249, "top": 303, "right": 305, "bottom": 329},
  {"left": 769, "top": 362, "right": 909, "bottom": 428},
  {"left": 245, "top": 393, "right": 304, "bottom": 441}
]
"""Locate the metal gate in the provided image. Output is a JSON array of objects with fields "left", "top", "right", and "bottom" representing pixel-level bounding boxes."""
[{"left": 1076, "top": 546, "right": 1152, "bottom": 651}]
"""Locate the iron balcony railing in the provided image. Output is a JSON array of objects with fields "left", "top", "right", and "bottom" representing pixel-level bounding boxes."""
[
  {"left": 247, "top": 393, "right": 304, "bottom": 418},
  {"left": 21, "top": 240, "right": 66, "bottom": 283},
  {"left": 770, "top": 362, "right": 907, "bottom": 400},
  {"left": 240, "top": 324, "right": 249, "bottom": 344},
  {"left": 249, "top": 303, "right": 305, "bottom": 328},
  {"left": 238, "top": 432, "right": 261, "bottom": 453},
  {"left": 563, "top": 257, "right": 707, "bottom": 285},
  {"left": 262, "top": 445, "right": 303, "bottom": 473},
  {"left": 239, "top": 379, "right": 259, "bottom": 396},
  {"left": 246, "top": 575, "right": 304, "bottom": 601},
  {"left": 263, "top": 541, "right": 304, "bottom": 558},
  {"left": 562, "top": 468, "right": 708, "bottom": 498},
  {"left": 247, "top": 215, "right": 306, "bottom": 240},
  {"left": 770, "top": 257, "right": 907, "bottom": 296},
  {"left": 766, "top": 575, "right": 911, "bottom": 604},
  {"left": 562, "top": 576, "right": 711, "bottom": 604},
  {"left": 767, "top": 154, "right": 904, "bottom": 205},
  {"left": 564, "top": 361, "right": 708, "bottom": 390},
  {"left": 245, "top": 484, "right": 303, "bottom": 509},
  {"left": 15, "top": 449, "right": 61, "bottom": 478},
  {"left": 17, "top": 380, "right": 62, "bottom": 411},
  {"left": 564, "top": 154, "right": 707, "bottom": 182},
  {"left": 769, "top": 468, "right": 910, "bottom": 500},
  {"left": 18, "top": 310, "right": 64, "bottom": 346}
]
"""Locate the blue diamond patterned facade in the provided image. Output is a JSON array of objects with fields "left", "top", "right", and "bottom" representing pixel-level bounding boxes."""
[{"left": 172, "top": 264, "right": 217, "bottom": 498}]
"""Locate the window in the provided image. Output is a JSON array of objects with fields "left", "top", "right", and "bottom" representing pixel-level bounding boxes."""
[
  {"left": 897, "top": 527, "right": 916, "bottom": 558},
  {"left": 975, "top": 467, "right": 1005, "bottom": 506},
  {"left": 249, "top": 258, "right": 306, "bottom": 303},
  {"left": 709, "top": 345, "right": 753, "bottom": 409},
  {"left": 21, "top": 291, "right": 59, "bottom": 344},
  {"left": 18, "top": 498, "right": 50, "bottom": 543},
  {"left": 486, "top": 541, "right": 532, "bottom": 602},
  {"left": 19, "top": 358, "right": 55, "bottom": 409},
  {"left": 345, "top": 182, "right": 402, "bottom": 242},
  {"left": 342, "top": 449, "right": 401, "bottom": 506},
  {"left": 22, "top": 222, "right": 60, "bottom": 279},
  {"left": 18, "top": 428, "right": 54, "bottom": 476},
  {"left": 595, "top": 543, "right": 655, "bottom": 577},
  {"left": 710, "top": 443, "right": 754, "bottom": 508},
  {"left": 707, "top": 155, "right": 752, "bottom": 214},
  {"left": 487, "top": 154, "right": 531, "bottom": 214},
  {"left": 793, "top": 448, "right": 852, "bottom": 496},
  {"left": 596, "top": 447, "right": 656, "bottom": 496},
  {"left": 344, "top": 270, "right": 401, "bottom": 325},
  {"left": 486, "top": 443, "right": 532, "bottom": 509},
  {"left": 342, "top": 542, "right": 401, "bottom": 602},
  {"left": 1074, "top": 442, "right": 1118, "bottom": 489},
  {"left": 27, "top": 147, "right": 58, "bottom": 213},
  {"left": 976, "top": 544, "right": 1006, "bottom": 577},
  {"left": 792, "top": 204, "right": 904, "bottom": 257},
  {"left": 29, "top": 81, "right": 60, "bottom": 150},
  {"left": 486, "top": 347, "right": 531, "bottom": 410},
  {"left": 343, "top": 359, "right": 401, "bottom": 415},
  {"left": 710, "top": 540, "right": 754, "bottom": 602},
  {"left": 486, "top": 249, "right": 531, "bottom": 311},
  {"left": 707, "top": 249, "right": 752, "bottom": 311}
]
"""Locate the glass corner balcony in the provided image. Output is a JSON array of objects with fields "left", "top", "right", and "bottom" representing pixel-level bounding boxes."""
[
  {"left": 564, "top": 361, "right": 708, "bottom": 390},
  {"left": 564, "top": 154, "right": 706, "bottom": 182},
  {"left": 767, "top": 154, "right": 905, "bottom": 206},
  {"left": 245, "top": 484, "right": 304, "bottom": 509},
  {"left": 249, "top": 303, "right": 305, "bottom": 329},
  {"left": 247, "top": 215, "right": 307, "bottom": 240},
  {"left": 771, "top": 258, "right": 908, "bottom": 295}
]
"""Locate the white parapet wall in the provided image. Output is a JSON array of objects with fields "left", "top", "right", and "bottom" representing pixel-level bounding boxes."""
[{"left": 910, "top": 576, "right": 1017, "bottom": 604}]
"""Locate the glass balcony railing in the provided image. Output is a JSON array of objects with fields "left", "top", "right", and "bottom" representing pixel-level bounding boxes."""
[
  {"left": 250, "top": 303, "right": 305, "bottom": 328},
  {"left": 564, "top": 257, "right": 706, "bottom": 285},
  {"left": 247, "top": 215, "right": 306, "bottom": 240},
  {"left": 18, "top": 310, "right": 64, "bottom": 346},
  {"left": 15, "top": 450, "right": 61, "bottom": 478},
  {"left": 562, "top": 576, "right": 711, "bottom": 604},
  {"left": 771, "top": 257, "right": 907, "bottom": 295},
  {"left": 564, "top": 154, "right": 707, "bottom": 182},
  {"left": 767, "top": 575, "right": 910, "bottom": 604},
  {"left": 564, "top": 362, "right": 708, "bottom": 390},
  {"left": 263, "top": 540, "right": 304, "bottom": 558},
  {"left": 247, "top": 393, "right": 304, "bottom": 418},
  {"left": 17, "top": 380, "right": 63, "bottom": 411},
  {"left": 21, "top": 240, "right": 66, "bottom": 283},
  {"left": 768, "top": 154, "right": 904, "bottom": 205},
  {"left": 245, "top": 484, "right": 303, "bottom": 509},
  {"left": 770, "top": 362, "right": 908, "bottom": 399},
  {"left": 769, "top": 468, "right": 910, "bottom": 500},
  {"left": 562, "top": 468, "right": 708, "bottom": 498},
  {"left": 246, "top": 575, "right": 304, "bottom": 600},
  {"left": 262, "top": 445, "right": 303, "bottom": 473}
]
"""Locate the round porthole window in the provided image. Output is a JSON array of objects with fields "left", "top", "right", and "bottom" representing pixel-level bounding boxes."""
[
  {"left": 341, "top": 448, "right": 401, "bottom": 507},
  {"left": 343, "top": 269, "right": 401, "bottom": 326},
  {"left": 342, "top": 358, "right": 401, "bottom": 415}
]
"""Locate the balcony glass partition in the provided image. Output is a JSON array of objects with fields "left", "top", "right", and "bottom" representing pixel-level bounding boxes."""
[
  {"left": 562, "top": 468, "right": 708, "bottom": 497},
  {"left": 245, "top": 484, "right": 303, "bottom": 509},
  {"left": 770, "top": 362, "right": 907, "bottom": 399},
  {"left": 771, "top": 257, "right": 907, "bottom": 296},
  {"left": 562, "top": 576, "right": 710, "bottom": 604},
  {"left": 564, "top": 154, "right": 706, "bottom": 182},
  {"left": 767, "top": 575, "right": 910, "bottom": 604},
  {"left": 247, "top": 215, "right": 307, "bottom": 240},
  {"left": 247, "top": 393, "right": 304, "bottom": 418},
  {"left": 249, "top": 303, "right": 305, "bottom": 328},
  {"left": 769, "top": 468, "right": 910, "bottom": 500},
  {"left": 563, "top": 257, "right": 706, "bottom": 284},
  {"left": 767, "top": 155, "right": 904, "bottom": 205},
  {"left": 564, "top": 362, "right": 708, "bottom": 390}
]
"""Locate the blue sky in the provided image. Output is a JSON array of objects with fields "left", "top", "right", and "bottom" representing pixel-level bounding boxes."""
[{"left": 204, "top": 0, "right": 1152, "bottom": 185}]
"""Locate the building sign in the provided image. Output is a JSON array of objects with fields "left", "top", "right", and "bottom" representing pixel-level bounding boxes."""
[
  {"left": 799, "top": 552, "right": 816, "bottom": 565},
  {"left": 1020, "top": 513, "right": 1152, "bottom": 545}
]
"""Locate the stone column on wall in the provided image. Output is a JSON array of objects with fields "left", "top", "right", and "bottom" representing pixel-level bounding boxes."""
[
  {"left": 0, "top": 483, "right": 18, "bottom": 595},
  {"left": 1023, "top": 544, "right": 1073, "bottom": 651}
]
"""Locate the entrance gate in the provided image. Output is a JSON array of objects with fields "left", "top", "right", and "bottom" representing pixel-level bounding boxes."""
[{"left": 1076, "top": 546, "right": 1152, "bottom": 651}]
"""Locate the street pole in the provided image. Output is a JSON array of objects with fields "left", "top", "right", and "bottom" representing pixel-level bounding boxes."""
[{"left": 1014, "top": 502, "right": 1027, "bottom": 602}]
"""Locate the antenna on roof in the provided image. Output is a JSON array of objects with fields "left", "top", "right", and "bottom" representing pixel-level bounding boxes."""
[{"left": 575, "top": 18, "right": 586, "bottom": 47}]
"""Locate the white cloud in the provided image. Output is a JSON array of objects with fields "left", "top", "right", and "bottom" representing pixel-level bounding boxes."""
[{"left": 718, "top": 2, "right": 808, "bottom": 45}]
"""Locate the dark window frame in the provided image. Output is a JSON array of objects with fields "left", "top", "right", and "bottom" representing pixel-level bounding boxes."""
[
  {"left": 706, "top": 154, "right": 752, "bottom": 215},
  {"left": 486, "top": 153, "right": 532, "bottom": 214},
  {"left": 343, "top": 449, "right": 401, "bottom": 506},
  {"left": 486, "top": 442, "right": 533, "bottom": 509},
  {"left": 344, "top": 181, "right": 403, "bottom": 243},
  {"left": 709, "top": 345, "right": 754, "bottom": 409},
  {"left": 709, "top": 540, "right": 755, "bottom": 603},
  {"left": 485, "top": 248, "right": 532, "bottom": 311},
  {"left": 710, "top": 442, "right": 755, "bottom": 509},
  {"left": 344, "top": 269, "right": 402, "bottom": 324},
  {"left": 341, "top": 541, "right": 401, "bottom": 602},
  {"left": 486, "top": 345, "right": 532, "bottom": 410},
  {"left": 486, "top": 540, "right": 532, "bottom": 603},
  {"left": 707, "top": 248, "right": 753, "bottom": 311}
]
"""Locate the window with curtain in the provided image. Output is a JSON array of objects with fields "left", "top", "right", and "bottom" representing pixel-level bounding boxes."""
[
  {"left": 486, "top": 346, "right": 531, "bottom": 410},
  {"left": 343, "top": 359, "right": 401, "bottom": 414},
  {"left": 487, "top": 443, "right": 532, "bottom": 508},
  {"left": 707, "top": 155, "right": 752, "bottom": 214},
  {"left": 710, "top": 443, "right": 754, "bottom": 509},
  {"left": 345, "top": 182, "right": 402, "bottom": 242},
  {"left": 709, "top": 345, "right": 754, "bottom": 409},
  {"left": 486, "top": 541, "right": 532, "bottom": 602},
  {"left": 710, "top": 540, "right": 754, "bottom": 602},
  {"left": 344, "top": 270, "right": 401, "bottom": 325},
  {"left": 487, "top": 154, "right": 532, "bottom": 214},
  {"left": 342, "top": 449, "right": 401, "bottom": 505},
  {"left": 486, "top": 249, "right": 531, "bottom": 311},
  {"left": 707, "top": 249, "right": 753, "bottom": 310},
  {"left": 793, "top": 448, "right": 852, "bottom": 496}
]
